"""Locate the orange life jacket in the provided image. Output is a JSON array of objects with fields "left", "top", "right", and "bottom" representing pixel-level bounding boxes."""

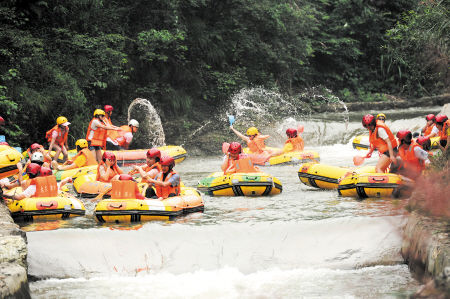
[
  {"left": 96, "top": 162, "right": 122, "bottom": 183},
  {"left": 224, "top": 155, "right": 259, "bottom": 174},
  {"left": 369, "top": 121, "right": 398, "bottom": 153},
  {"left": 110, "top": 180, "right": 144, "bottom": 200},
  {"left": 86, "top": 118, "right": 107, "bottom": 149},
  {"left": 104, "top": 115, "right": 113, "bottom": 126},
  {"left": 398, "top": 142, "right": 424, "bottom": 176},
  {"left": 285, "top": 136, "right": 304, "bottom": 152},
  {"left": 29, "top": 175, "right": 59, "bottom": 197},
  {"left": 114, "top": 125, "right": 132, "bottom": 147},
  {"left": 439, "top": 120, "right": 450, "bottom": 140},
  {"left": 69, "top": 148, "right": 98, "bottom": 166},
  {"left": 45, "top": 125, "right": 68, "bottom": 147},
  {"left": 155, "top": 170, "right": 180, "bottom": 199},
  {"left": 141, "top": 163, "right": 162, "bottom": 183},
  {"left": 424, "top": 124, "right": 435, "bottom": 136},
  {"left": 247, "top": 135, "right": 269, "bottom": 154}
]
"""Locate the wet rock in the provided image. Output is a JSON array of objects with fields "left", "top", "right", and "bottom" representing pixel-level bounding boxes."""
[
  {"left": 440, "top": 103, "right": 450, "bottom": 116},
  {"left": 0, "top": 203, "right": 30, "bottom": 298}
]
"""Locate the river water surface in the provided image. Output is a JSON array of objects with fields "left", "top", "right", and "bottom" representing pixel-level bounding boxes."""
[{"left": 24, "top": 107, "right": 441, "bottom": 298}]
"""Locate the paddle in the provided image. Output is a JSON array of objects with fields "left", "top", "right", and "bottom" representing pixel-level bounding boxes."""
[
  {"left": 228, "top": 115, "right": 235, "bottom": 126},
  {"left": 353, "top": 155, "right": 366, "bottom": 166},
  {"left": 222, "top": 142, "right": 230, "bottom": 154}
]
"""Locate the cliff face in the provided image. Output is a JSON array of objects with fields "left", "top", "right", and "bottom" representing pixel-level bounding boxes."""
[
  {"left": 0, "top": 203, "right": 30, "bottom": 298},
  {"left": 402, "top": 212, "right": 450, "bottom": 297}
]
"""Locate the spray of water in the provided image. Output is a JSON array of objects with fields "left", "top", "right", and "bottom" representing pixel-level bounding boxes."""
[{"left": 127, "top": 98, "right": 166, "bottom": 148}]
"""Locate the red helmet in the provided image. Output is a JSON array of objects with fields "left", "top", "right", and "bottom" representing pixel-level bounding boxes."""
[
  {"left": 425, "top": 114, "right": 435, "bottom": 121},
  {"left": 0, "top": 142, "right": 8, "bottom": 146},
  {"left": 160, "top": 156, "right": 175, "bottom": 167},
  {"left": 0, "top": 116, "right": 4, "bottom": 125},
  {"left": 40, "top": 167, "right": 53, "bottom": 176},
  {"left": 104, "top": 105, "right": 114, "bottom": 112},
  {"left": 286, "top": 128, "right": 297, "bottom": 138},
  {"left": 119, "top": 174, "right": 134, "bottom": 181},
  {"left": 417, "top": 136, "right": 431, "bottom": 146},
  {"left": 228, "top": 142, "right": 242, "bottom": 154},
  {"left": 146, "top": 148, "right": 161, "bottom": 159},
  {"left": 396, "top": 130, "right": 412, "bottom": 142},
  {"left": 436, "top": 114, "right": 448, "bottom": 124},
  {"left": 30, "top": 143, "right": 42, "bottom": 151},
  {"left": 102, "top": 152, "right": 116, "bottom": 163},
  {"left": 362, "top": 114, "right": 376, "bottom": 127},
  {"left": 26, "top": 163, "right": 41, "bottom": 176}
]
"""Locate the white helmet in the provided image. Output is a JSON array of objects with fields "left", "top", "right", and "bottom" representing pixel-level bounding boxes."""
[
  {"left": 129, "top": 119, "right": 139, "bottom": 128},
  {"left": 31, "top": 152, "right": 44, "bottom": 163}
]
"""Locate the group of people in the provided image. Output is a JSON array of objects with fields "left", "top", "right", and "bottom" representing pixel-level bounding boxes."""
[
  {"left": 0, "top": 106, "right": 181, "bottom": 202},
  {"left": 362, "top": 113, "right": 449, "bottom": 179}
]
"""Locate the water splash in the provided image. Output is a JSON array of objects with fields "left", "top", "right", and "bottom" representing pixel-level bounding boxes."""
[{"left": 128, "top": 98, "right": 166, "bottom": 148}]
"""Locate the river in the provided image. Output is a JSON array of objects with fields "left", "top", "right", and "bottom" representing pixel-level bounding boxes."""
[{"left": 24, "top": 107, "right": 441, "bottom": 298}]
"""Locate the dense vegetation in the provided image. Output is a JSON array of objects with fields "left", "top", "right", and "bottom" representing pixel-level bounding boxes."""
[{"left": 0, "top": 0, "right": 448, "bottom": 147}]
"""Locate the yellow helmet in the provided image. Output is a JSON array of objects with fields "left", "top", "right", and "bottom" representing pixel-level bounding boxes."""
[
  {"left": 56, "top": 116, "right": 68, "bottom": 125},
  {"left": 94, "top": 109, "right": 106, "bottom": 116},
  {"left": 376, "top": 113, "right": 386, "bottom": 120},
  {"left": 75, "top": 139, "right": 88, "bottom": 149},
  {"left": 246, "top": 127, "right": 259, "bottom": 136}
]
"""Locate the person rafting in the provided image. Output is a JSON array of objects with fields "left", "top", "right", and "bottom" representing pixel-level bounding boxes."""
[
  {"left": 86, "top": 109, "right": 120, "bottom": 163},
  {"left": 230, "top": 126, "right": 275, "bottom": 164},
  {"left": 144, "top": 156, "right": 180, "bottom": 200},
  {"left": 362, "top": 114, "right": 398, "bottom": 173},
  {"left": 376, "top": 113, "right": 386, "bottom": 122},
  {"left": 106, "top": 119, "right": 139, "bottom": 150},
  {"left": 96, "top": 152, "right": 123, "bottom": 183},
  {"left": 131, "top": 148, "right": 162, "bottom": 183},
  {"left": 421, "top": 114, "right": 439, "bottom": 138},
  {"left": 52, "top": 139, "right": 97, "bottom": 171},
  {"left": 395, "top": 130, "right": 430, "bottom": 180},
  {"left": 103, "top": 105, "right": 114, "bottom": 126},
  {"left": 283, "top": 128, "right": 304, "bottom": 152},
  {"left": 111, "top": 174, "right": 145, "bottom": 200},
  {"left": 221, "top": 142, "right": 260, "bottom": 175},
  {"left": 46, "top": 116, "right": 70, "bottom": 163},
  {"left": 435, "top": 114, "right": 449, "bottom": 152},
  {"left": 416, "top": 136, "right": 433, "bottom": 155}
]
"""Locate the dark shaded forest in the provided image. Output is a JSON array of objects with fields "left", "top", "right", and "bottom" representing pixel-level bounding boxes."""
[{"left": 0, "top": 0, "right": 448, "bottom": 147}]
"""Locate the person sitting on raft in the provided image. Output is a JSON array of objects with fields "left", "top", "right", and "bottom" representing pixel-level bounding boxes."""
[
  {"left": 110, "top": 174, "right": 145, "bottom": 200},
  {"left": 230, "top": 126, "right": 277, "bottom": 165},
  {"left": 3, "top": 164, "right": 71, "bottom": 201},
  {"left": 130, "top": 148, "right": 162, "bottom": 183},
  {"left": 416, "top": 136, "right": 433, "bottom": 156},
  {"left": 435, "top": 114, "right": 449, "bottom": 152},
  {"left": 96, "top": 152, "right": 123, "bottom": 183},
  {"left": 86, "top": 109, "right": 121, "bottom": 163},
  {"left": 52, "top": 139, "right": 97, "bottom": 171},
  {"left": 362, "top": 114, "right": 398, "bottom": 173},
  {"left": 106, "top": 119, "right": 139, "bottom": 150},
  {"left": 46, "top": 116, "right": 71, "bottom": 163},
  {"left": 144, "top": 156, "right": 180, "bottom": 200},
  {"left": 17, "top": 143, "right": 52, "bottom": 184},
  {"left": 421, "top": 114, "right": 439, "bottom": 138},
  {"left": 393, "top": 130, "right": 430, "bottom": 180},
  {"left": 376, "top": 113, "right": 386, "bottom": 122},
  {"left": 221, "top": 142, "right": 260, "bottom": 175}
]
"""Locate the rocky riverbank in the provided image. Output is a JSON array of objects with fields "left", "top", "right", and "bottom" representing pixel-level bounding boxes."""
[
  {"left": 402, "top": 212, "right": 450, "bottom": 298},
  {"left": 0, "top": 203, "right": 30, "bottom": 298}
]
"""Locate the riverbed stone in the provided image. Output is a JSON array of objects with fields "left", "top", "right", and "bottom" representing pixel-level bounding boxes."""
[{"left": 440, "top": 103, "right": 450, "bottom": 116}]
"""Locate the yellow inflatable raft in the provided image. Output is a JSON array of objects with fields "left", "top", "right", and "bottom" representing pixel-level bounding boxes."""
[
  {"left": 53, "top": 165, "right": 98, "bottom": 182},
  {"left": 243, "top": 146, "right": 319, "bottom": 166},
  {"left": 337, "top": 172, "right": 412, "bottom": 199},
  {"left": 0, "top": 145, "right": 22, "bottom": 180},
  {"left": 298, "top": 163, "right": 376, "bottom": 190},
  {"left": 197, "top": 171, "right": 282, "bottom": 196},
  {"left": 73, "top": 173, "right": 111, "bottom": 198},
  {"left": 112, "top": 145, "right": 187, "bottom": 166},
  {"left": 94, "top": 185, "right": 204, "bottom": 223},
  {"left": 7, "top": 191, "right": 85, "bottom": 221}
]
